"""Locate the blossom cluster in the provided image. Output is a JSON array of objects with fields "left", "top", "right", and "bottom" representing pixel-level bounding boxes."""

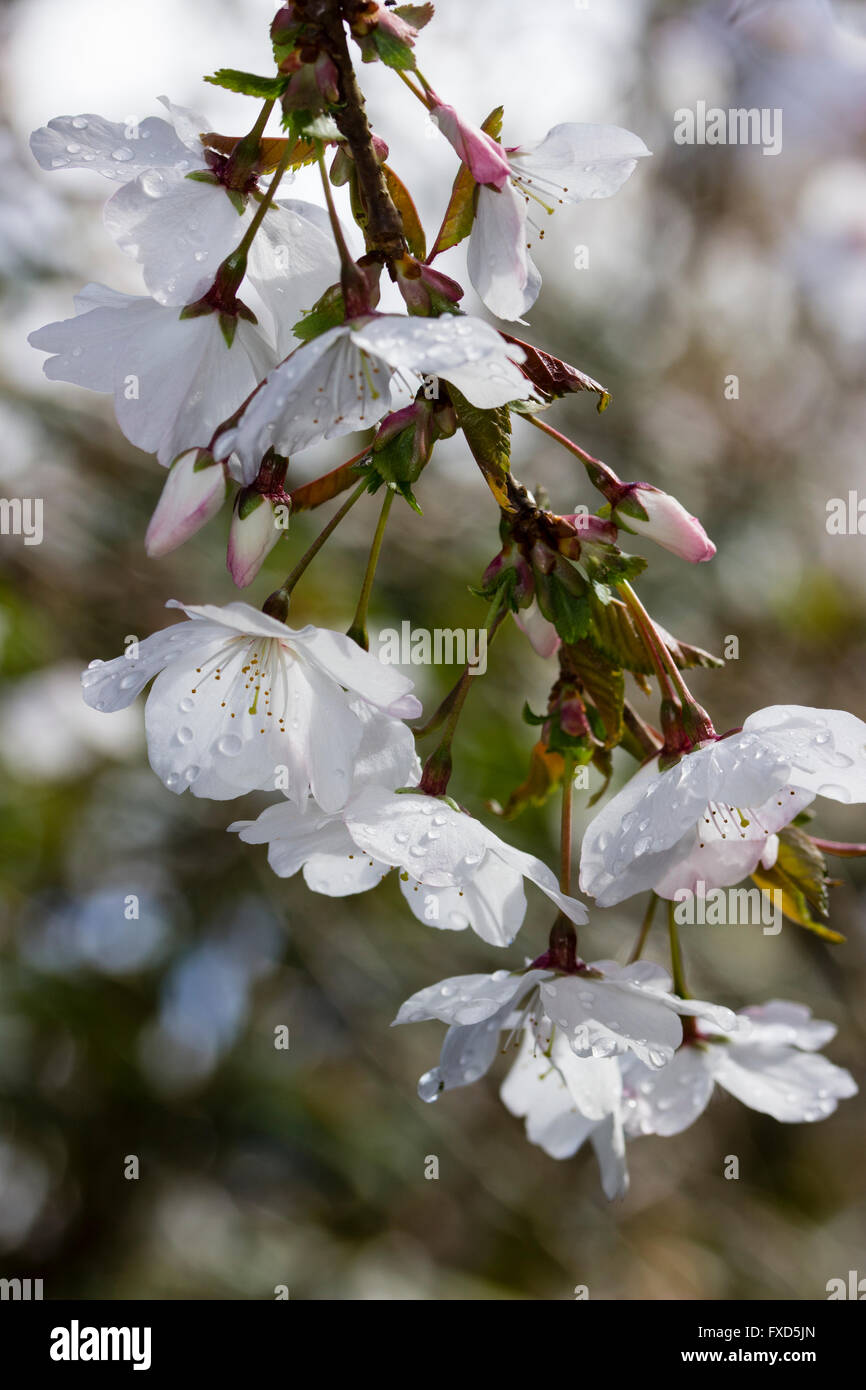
[{"left": 29, "top": 1, "right": 862, "bottom": 1200}]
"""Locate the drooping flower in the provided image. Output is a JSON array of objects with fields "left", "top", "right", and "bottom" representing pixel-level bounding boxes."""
[
  {"left": 29, "top": 283, "right": 277, "bottom": 468},
  {"left": 610, "top": 484, "right": 716, "bottom": 563},
  {"left": 432, "top": 103, "right": 651, "bottom": 321},
  {"left": 622, "top": 1000, "right": 857, "bottom": 1134},
  {"left": 214, "top": 313, "right": 539, "bottom": 483},
  {"left": 233, "top": 785, "right": 587, "bottom": 947},
  {"left": 81, "top": 600, "right": 421, "bottom": 809},
  {"left": 579, "top": 705, "right": 866, "bottom": 907},
  {"left": 394, "top": 959, "right": 735, "bottom": 1071},
  {"left": 30, "top": 99, "right": 339, "bottom": 332}
]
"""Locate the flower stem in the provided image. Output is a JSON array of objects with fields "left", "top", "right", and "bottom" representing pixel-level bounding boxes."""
[
  {"left": 234, "top": 140, "right": 294, "bottom": 261},
  {"left": 628, "top": 892, "right": 658, "bottom": 963},
  {"left": 667, "top": 900, "right": 690, "bottom": 999},
  {"left": 416, "top": 603, "right": 508, "bottom": 794},
  {"left": 265, "top": 478, "right": 369, "bottom": 617},
  {"left": 315, "top": 142, "right": 360, "bottom": 285},
  {"left": 309, "top": 0, "right": 406, "bottom": 262},
  {"left": 810, "top": 838, "right": 866, "bottom": 857},
  {"left": 526, "top": 414, "right": 622, "bottom": 495},
  {"left": 347, "top": 485, "right": 394, "bottom": 649}
]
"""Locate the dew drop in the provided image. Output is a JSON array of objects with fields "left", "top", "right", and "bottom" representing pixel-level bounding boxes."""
[
  {"left": 176, "top": 726, "right": 194, "bottom": 744},
  {"left": 217, "top": 734, "right": 243, "bottom": 757}
]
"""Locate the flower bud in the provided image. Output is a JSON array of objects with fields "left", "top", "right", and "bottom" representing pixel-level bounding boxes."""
[
  {"left": 227, "top": 489, "right": 286, "bottom": 588},
  {"left": 145, "top": 449, "right": 227, "bottom": 558},
  {"left": 395, "top": 256, "right": 464, "bottom": 316},
  {"left": 612, "top": 484, "right": 716, "bottom": 563}
]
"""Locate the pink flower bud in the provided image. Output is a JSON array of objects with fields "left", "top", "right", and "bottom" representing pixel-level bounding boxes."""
[
  {"left": 430, "top": 100, "right": 511, "bottom": 190},
  {"left": 613, "top": 484, "right": 716, "bottom": 563},
  {"left": 145, "top": 449, "right": 227, "bottom": 558},
  {"left": 227, "top": 490, "right": 286, "bottom": 588}
]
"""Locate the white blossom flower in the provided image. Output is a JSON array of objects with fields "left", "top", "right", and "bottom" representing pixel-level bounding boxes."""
[
  {"left": 580, "top": 705, "right": 866, "bottom": 907},
  {"left": 394, "top": 959, "right": 735, "bottom": 1071},
  {"left": 234, "top": 786, "right": 587, "bottom": 947},
  {"left": 29, "top": 283, "right": 277, "bottom": 467},
  {"left": 214, "top": 314, "right": 539, "bottom": 483},
  {"left": 31, "top": 99, "right": 339, "bottom": 333},
  {"left": 432, "top": 103, "right": 650, "bottom": 321},
  {"left": 622, "top": 1000, "right": 857, "bottom": 1134},
  {"left": 81, "top": 600, "right": 421, "bottom": 809}
]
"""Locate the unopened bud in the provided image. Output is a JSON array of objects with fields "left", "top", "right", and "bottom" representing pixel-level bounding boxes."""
[
  {"left": 145, "top": 449, "right": 226, "bottom": 557},
  {"left": 227, "top": 489, "right": 285, "bottom": 588},
  {"left": 612, "top": 484, "right": 715, "bottom": 564}
]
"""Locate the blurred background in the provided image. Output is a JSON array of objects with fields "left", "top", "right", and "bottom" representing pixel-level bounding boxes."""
[{"left": 1, "top": 0, "right": 865, "bottom": 1299}]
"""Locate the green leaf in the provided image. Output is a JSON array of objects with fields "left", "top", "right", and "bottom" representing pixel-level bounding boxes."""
[
  {"left": 429, "top": 106, "right": 502, "bottom": 258},
  {"left": 565, "top": 640, "right": 625, "bottom": 748},
  {"left": 752, "top": 827, "right": 841, "bottom": 942},
  {"left": 450, "top": 387, "right": 512, "bottom": 507},
  {"left": 293, "top": 284, "right": 346, "bottom": 343},
  {"left": 205, "top": 69, "right": 288, "bottom": 99},
  {"left": 383, "top": 164, "right": 426, "bottom": 258},
  {"left": 537, "top": 567, "right": 591, "bottom": 645},
  {"left": 585, "top": 586, "right": 723, "bottom": 675},
  {"left": 372, "top": 27, "right": 417, "bottom": 70},
  {"left": 499, "top": 334, "right": 611, "bottom": 411},
  {"left": 490, "top": 741, "right": 565, "bottom": 821}
]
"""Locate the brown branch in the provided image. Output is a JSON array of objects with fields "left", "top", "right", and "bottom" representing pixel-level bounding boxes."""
[{"left": 299, "top": 0, "right": 407, "bottom": 262}]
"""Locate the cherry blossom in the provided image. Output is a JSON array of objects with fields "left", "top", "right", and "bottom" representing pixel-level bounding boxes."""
[
  {"left": 81, "top": 600, "right": 421, "bottom": 809},
  {"left": 31, "top": 99, "right": 339, "bottom": 331},
  {"left": 394, "top": 959, "right": 735, "bottom": 1071},
  {"left": 580, "top": 706, "right": 866, "bottom": 906},
  {"left": 432, "top": 104, "right": 650, "bottom": 321}
]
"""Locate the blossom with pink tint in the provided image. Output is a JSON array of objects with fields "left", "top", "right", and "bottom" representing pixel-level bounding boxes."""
[
  {"left": 612, "top": 484, "right": 716, "bottom": 563},
  {"left": 145, "top": 449, "right": 227, "bottom": 557}
]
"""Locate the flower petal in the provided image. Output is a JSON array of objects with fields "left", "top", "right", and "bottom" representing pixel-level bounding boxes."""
[
  {"left": 399, "top": 859, "right": 528, "bottom": 946},
  {"left": 30, "top": 112, "right": 203, "bottom": 180},
  {"left": 579, "top": 735, "right": 795, "bottom": 907},
  {"left": 509, "top": 122, "right": 650, "bottom": 203},
  {"left": 710, "top": 1042, "right": 857, "bottom": 1122},
  {"left": 293, "top": 625, "right": 422, "bottom": 719},
  {"left": 540, "top": 973, "right": 684, "bottom": 1068},
  {"left": 104, "top": 170, "right": 244, "bottom": 306},
  {"left": 621, "top": 1046, "right": 714, "bottom": 1137},
  {"left": 467, "top": 182, "right": 541, "bottom": 322},
  {"left": 743, "top": 705, "right": 866, "bottom": 805},
  {"left": 392, "top": 968, "right": 549, "bottom": 1027}
]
